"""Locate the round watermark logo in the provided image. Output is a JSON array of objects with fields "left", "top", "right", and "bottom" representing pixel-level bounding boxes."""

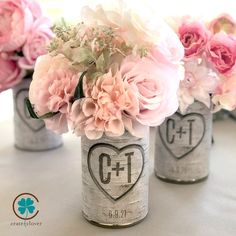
[{"left": 12, "top": 193, "right": 39, "bottom": 220}]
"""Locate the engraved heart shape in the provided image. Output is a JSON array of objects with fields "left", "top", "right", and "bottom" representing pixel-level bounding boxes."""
[
  {"left": 15, "top": 89, "right": 45, "bottom": 132},
  {"left": 88, "top": 143, "right": 144, "bottom": 202},
  {"left": 159, "top": 112, "right": 206, "bottom": 159}
]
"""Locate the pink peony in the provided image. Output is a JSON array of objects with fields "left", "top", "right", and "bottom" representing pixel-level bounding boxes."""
[
  {"left": 29, "top": 54, "right": 80, "bottom": 134},
  {"left": 179, "top": 22, "right": 210, "bottom": 58},
  {"left": 120, "top": 54, "right": 183, "bottom": 126},
  {"left": 0, "top": 54, "right": 23, "bottom": 92},
  {"left": 209, "top": 14, "right": 236, "bottom": 34},
  {"left": 0, "top": 0, "right": 34, "bottom": 52},
  {"left": 212, "top": 75, "right": 236, "bottom": 111},
  {"left": 70, "top": 69, "right": 140, "bottom": 139},
  {"left": 178, "top": 60, "right": 219, "bottom": 113},
  {"left": 18, "top": 17, "right": 53, "bottom": 70},
  {"left": 206, "top": 32, "right": 236, "bottom": 75}
]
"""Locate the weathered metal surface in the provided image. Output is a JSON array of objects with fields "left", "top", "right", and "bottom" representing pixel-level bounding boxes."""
[
  {"left": 81, "top": 130, "right": 149, "bottom": 227},
  {"left": 13, "top": 78, "right": 62, "bottom": 151},
  {"left": 155, "top": 102, "right": 212, "bottom": 183}
]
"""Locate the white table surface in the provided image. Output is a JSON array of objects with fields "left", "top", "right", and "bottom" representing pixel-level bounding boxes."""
[{"left": 0, "top": 119, "right": 236, "bottom": 236}]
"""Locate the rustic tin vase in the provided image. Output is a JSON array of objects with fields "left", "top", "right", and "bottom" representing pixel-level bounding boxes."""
[
  {"left": 81, "top": 129, "right": 149, "bottom": 228},
  {"left": 154, "top": 102, "right": 212, "bottom": 184},
  {"left": 13, "top": 78, "right": 63, "bottom": 151}
]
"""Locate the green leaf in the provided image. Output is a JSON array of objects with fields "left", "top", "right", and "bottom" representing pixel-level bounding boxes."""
[
  {"left": 25, "top": 98, "right": 59, "bottom": 120},
  {"left": 71, "top": 48, "right": 95, "bottom": 65},
  {"left": 39, "top": 112, "right": 59, "bottom": 119},
  {"left": 74, "top": 71, "right": 87, "bottom": 100},
  {"left": 25, "top": 98, "right": 39, "bottom": 119},
  {"left": 96, "top": 53, "right": 105, "bottom": 71}
]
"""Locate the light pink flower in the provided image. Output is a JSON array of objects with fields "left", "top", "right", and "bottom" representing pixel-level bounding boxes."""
[
  {"left": 0, "top": 0, "right": 33, "bottom": 52},
  {"left": 0, "top": 54, "right": 23, "bottom": 92},
  {"left": 212, "top": 75, "right": 236, "bottom": 111},
  {"left": 70, "top": 69, "right": 140, "bottom": 139},
  {"left": 29, "top": 54, "right": 80, "bottom": 134},
  {"left": 120, "top": 54, "right": 183, "bottom": 126},
  {"left": 179, "top": 21, "right": 210, "bottom": 58},
  {"left": 18, "top": 17, "right": 53, "bottom": 70},
  {"left": 178, "top": 60, "right": 219, "bottom": 113},
  {"left": 206, "top": 32, "right": 236, "bottom": 75},
  {"left": 82, "top": 5, "right": 184, "bottom": 63},
  {"left": 26, "top": 0, "right": 43, "bottom": 19},
  {"left": 209, "top": 14, "right": 236, "bottom": 34}
]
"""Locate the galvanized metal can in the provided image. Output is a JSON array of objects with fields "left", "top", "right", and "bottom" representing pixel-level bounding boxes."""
[
  {"left": 13, "top": 78, "right": 63, "bottom": 151},
  {"left": 81, "top": 129, "right": 149, "bottom": 227},
  {"left": 154, "top": 102, "right": 212, "bottom": 184}
]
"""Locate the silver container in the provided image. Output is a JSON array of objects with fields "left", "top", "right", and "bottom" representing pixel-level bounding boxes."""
[
  {"left": 13, "top": 78, "right": 63, "bottom": 151},
  {"left": 81, "top": 129, "right": 149, "bottom": 228},
  {"left": 154, "top": 102, "right": 212, "bottom": 184}
]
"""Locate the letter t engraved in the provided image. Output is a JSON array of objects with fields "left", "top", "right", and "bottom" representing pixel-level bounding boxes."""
[
  {"left": 125, "top": 152, "right": 134, "bottom": 183},
  {"left": 187, "top": 119, "right": 195, "bottom": 145}
]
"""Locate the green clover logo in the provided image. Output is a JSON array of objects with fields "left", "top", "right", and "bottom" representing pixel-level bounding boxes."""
[{"left": 17, "top": 198, "right": 35, "bottom": 218}]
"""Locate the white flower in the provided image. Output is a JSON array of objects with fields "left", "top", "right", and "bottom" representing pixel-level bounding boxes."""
[
  {"left": 81, "top": 4, "right": 184, "bottom": 63},
  {"left": 178, "top": 59, "right": 219, "bottom": 113}
]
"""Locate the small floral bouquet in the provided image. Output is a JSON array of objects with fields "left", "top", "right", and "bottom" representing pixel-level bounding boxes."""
[
  {"left": 169, "top": 15, "right": 236, "bottom": 113},
  {"left": 0, "top": 0, "right": 53, "bottom": 92},
  {"left": 28, "top": 5, "right": 184, "bottom": 140}
]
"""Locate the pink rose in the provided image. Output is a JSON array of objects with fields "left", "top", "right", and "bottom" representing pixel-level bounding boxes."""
[
  {"left": 29, "top": 54, "right": 80, "bottom": 134},
  {"left": 120, "top": 54, "right": 183, "bottom": 126},
  {"left": 206, "top": 32, "right": 236, "bottom": 75},
  {"left": 18, "top": 17, "right": 53, "bottom": 70},
  {"left": 26, "top": 0, "right": 43, "bottom": 19},
  {"left": 0, "top": 54, "right": 23, "bottom": 92},
  {"left": 179, "top": 22, "right": 209, "bottom": 58},
  {"left": 209, "top": 14, "right": 236, "bottom": 34},
  {"left": 0, "top": 0, "right": 33, "bottom": 52}
]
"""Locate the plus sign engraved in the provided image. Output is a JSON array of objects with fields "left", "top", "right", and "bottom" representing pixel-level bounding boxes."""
[
  {"left": 112, "top": 162, "right": 125, "bottom": 176},
  {"left": 176, "top": 127, "right": 186, "bottom": 139}
]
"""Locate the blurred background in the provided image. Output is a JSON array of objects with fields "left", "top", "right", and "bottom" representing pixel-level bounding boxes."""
[{"left": 1, "top": 0, "right": 236, "bottom": 122}]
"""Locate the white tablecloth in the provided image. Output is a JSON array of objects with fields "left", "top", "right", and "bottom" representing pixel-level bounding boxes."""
[{"left": 0, "top": 119, "right": 236, "bottom": 236}]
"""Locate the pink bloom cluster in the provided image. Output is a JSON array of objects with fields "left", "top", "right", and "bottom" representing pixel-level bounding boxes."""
[
  {"left": 0, "top": 0, "right": 53, "bottom": 92},
  {"left": 29, "top": 5, "right": 184, "bottom": 139},
  {"left": 174, "top": 15, "right": 236, "bottom": 112}
]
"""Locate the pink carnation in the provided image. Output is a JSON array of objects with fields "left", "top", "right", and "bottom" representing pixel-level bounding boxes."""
[
  {"left": 0, "top": 54, "right": 23, "bottom": 92},
  {"left": 0, "top": 0, "right": 34, "bottom": 52},
  {"left": 70, "top": 70, "right": 140, "bottom": 139},
  {"left": 206, "top": 32, "right": 236, "bottom": 75},
  {"left": 18, "top": 17, "right": 53, "bottom": 70},
  {"left": 120, "top": 54, "right": 183, "bottom": 126},
  {"left": 179, "top": 22, "right": 210, "bottom": 58},
  {"left": 29, "top": 54, "right": 80, "bottom": 134}
]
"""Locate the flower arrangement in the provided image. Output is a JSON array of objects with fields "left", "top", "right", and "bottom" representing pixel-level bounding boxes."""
[
  {"left": 169, "top": 15, "right": 236, "bottom": 113},
  {"left": 28, "top": 5, "right": 184, "bottom": 140},
  {"left": 0, "top": 0, "right": 53, "bottom": 92}
]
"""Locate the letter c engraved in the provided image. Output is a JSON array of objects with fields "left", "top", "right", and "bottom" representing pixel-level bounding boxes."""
[
  {"left": 166, "top": 118, "right": 175, "bottom": 144},
  {"left": 99, "top": 153, "right": 111, "bottom": 184}
]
